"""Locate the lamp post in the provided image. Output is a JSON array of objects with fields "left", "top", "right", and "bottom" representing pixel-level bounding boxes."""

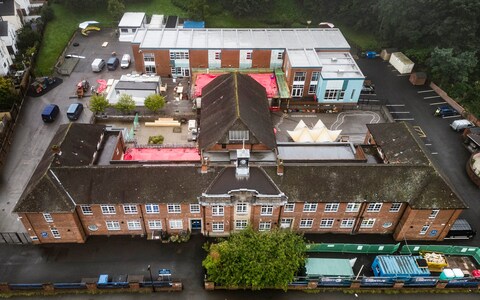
[
  {"left": 147, "top": 264, "right": 156, "bottom": 292},
  {"left": 306, "top": 20, "right": 311, "bottom": 28}
]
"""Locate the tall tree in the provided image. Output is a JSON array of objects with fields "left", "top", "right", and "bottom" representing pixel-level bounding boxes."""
[
  {"left": 188, "top": 0, "right": 209, "bottom": 21},
  {"left": 0, "top": 78, "right": 18, "bottom": 111},
  {"left": 89, "top": 94, "right": 110, "bottom": 114},
  {"left": 203, "top": 227, "right": 306, "bottom": 291},
  {"left": 108, "top": 0, "right": 126, "bottom": 21},
  {"left": 428, "top": 48, "right": 478, "bottom": 87}
]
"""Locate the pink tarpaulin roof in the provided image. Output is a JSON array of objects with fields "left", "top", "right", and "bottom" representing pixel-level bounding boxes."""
[
  {"left": 123, "top": 148, "right": 201, "bottom": 161},
  {"left": 96, "top": 79, "right": 107, "bottom": 94},
  {"left": 194, "top": 73, "right": 278, "bottom": 98}
]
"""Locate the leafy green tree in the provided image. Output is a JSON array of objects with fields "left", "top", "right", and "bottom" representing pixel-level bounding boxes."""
[
  {"left": 41, "top": 5, "right": 55, "bottom": 22},
  {"left": 188, "top": 0, "right": 209, "bottom": 21},
  {"left": 16, "top": 25, "right": 42, "bottom": 54},
  {"left": 89, "top": 94, "right": 110, "bottom": 114},
  {"left": 115, "top": 94, "right": 135, "bottom": 114},
  {"left": 144, "top": 94, "right": 165, "bottom": 113},
  {"left": 108, "top": 0, "right": 126, "bottom": 21},
  {"left": 202, "top": 227, "right": 306, "bottom": 291},
  {"left": 428, "top": 48, "right": 478, "bottom": 86},
  {"left": 0, "top": 77, "right": 18, "bottom": 111},
  {"left": 223, "top": 0, "right": 273, "bottom": 17}
]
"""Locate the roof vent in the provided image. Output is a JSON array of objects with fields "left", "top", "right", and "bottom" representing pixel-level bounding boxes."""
[{"left": 331, "top": 57, "right": 337, "bottom": 62}]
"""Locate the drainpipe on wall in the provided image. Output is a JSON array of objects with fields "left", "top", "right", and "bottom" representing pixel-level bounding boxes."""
[{"left": 351, "top": 200, "right": 368, "bottom": 234}]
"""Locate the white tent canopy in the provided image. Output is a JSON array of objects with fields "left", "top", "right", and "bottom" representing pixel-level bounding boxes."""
[
  {"left": 79, "top": 21, "right": 99, "bottom": 29},
  {"left": 287, "top": 119, "right": 342, "bottom": 143}
]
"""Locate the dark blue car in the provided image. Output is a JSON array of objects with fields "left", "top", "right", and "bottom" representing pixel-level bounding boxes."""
[{"left": 434, "top": 105, "right": 458, "bottom": 117}]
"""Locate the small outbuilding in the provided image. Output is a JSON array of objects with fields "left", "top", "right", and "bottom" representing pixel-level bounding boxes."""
[
  {"left": 372, "top": 255, "right": 430, "bottom": 279},
  {"left": 305, "top": 258, "right": 355, "bottom": 278},
  {"left": 118, "top": 12, "right": 147, "bottom": 42},
  {"left": 380, "top": 48, "right": 398, "bottom": 61},
  {"left": 389, "top": 52, "right": 415, "bottom": 74},
  {"left": 409, "top": 72, "right": 427, "bottom": 86}
]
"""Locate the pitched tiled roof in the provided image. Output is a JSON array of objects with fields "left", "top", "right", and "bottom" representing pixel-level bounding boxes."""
[
  {"left": 199, "top": 73, "right": 276, "bottom": 149},
  {"left": 366, "top": 122, "right": 430, "bottom": 165},
  {"left": 205, "top": 167, "right": 281, "bottom": 195},
  {"left": 263, "top": 165, "right": 466, "bottom": 209}
]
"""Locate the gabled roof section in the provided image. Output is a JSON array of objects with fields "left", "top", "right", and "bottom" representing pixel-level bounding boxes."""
[
  {"left": 367, "top": 122, "right": 430, "bottom": 165},
  {"left": 14, "top": 124, "right": 106, "bottom": 213},
  {"left": 13, "top": 170, "right": 76, "bottom": 213},
  {"left": 205, "top": 167, "right": 281, "bottom": 195},
  {"left": 51, "top": 124, "right": 106, "bottom": 167},
  {"left": 0, "top": 21, "right": 8, "bottom": 37},
  {"left": 199, "top": 73, "right": 276, "bottom": 149},
  {"left": 264, "top": 165, "right": 466, "bottom": 209},
  {"left": 0, "top": 0, "right": 14, "bottom": 17}
]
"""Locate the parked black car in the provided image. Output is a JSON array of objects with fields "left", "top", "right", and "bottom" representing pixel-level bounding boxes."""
[{"left": 434, "top": 105, "right": 458, "bottom": 117}]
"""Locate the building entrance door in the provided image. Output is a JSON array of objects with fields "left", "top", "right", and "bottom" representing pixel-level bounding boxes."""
[{"left": 190, "top": 219, "right": 202, "bottom": 232}]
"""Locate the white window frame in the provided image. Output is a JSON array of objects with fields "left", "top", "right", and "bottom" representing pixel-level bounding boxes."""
[
  {"left": 420, "top": 224, "right": 430, "bottom": 235},
  {"left": 259, "top": 221, "right": 271, "bottom": 231},
  {"left": 235, "top": 220, "right": 248, "bottom": 230},
  {"left": 43, "top": 213, "right": 53, "bottom": 223},
  {"left": 324, "top": 203, "right": 339, "bottom": 212},
  {"left": 429, "top": 209, "right": 439, "bottom": 219},
  {"left": 123, "top": 204, "right": 138, "bottom": 214},
  {"left": 261, "top": 205, "right": 273, "bottom": 216},
  {"left": 169, "top": 219, "right": 183, "bottom": 230},
  {"left": 280, "top": 218, "right": 293, "bottom": 228},
  {"left": 167, "top": 204, "right": 181, "bottom": 213},
  {"left": 303, "top": 203, "right": 317, "bottom": 212},
  {"left": 214, "top": 52, "right": 221, "bottom": 60},
  {"left": 236, "top": 203, "right": 247, "bottom": 214},
  {"left": 101, "top": 205, "right": 116, "bottom": 215},
  {"left": 145, "top": 204, "right": 159, "bottom": 214},
  {"left": 106, "top": 221, "right": 120, "bottom": 231},
  {"left": 360, "top": 218, "right": 376, "bottom": 228},
  {"left": 143, "top": 53, "right": 155, "bottom": 62},
  {"left": 293, "top": 71, "right": 306, "bottom": 82},
  {"left": 81, "top": 205, "right": 93, "bottom": 215},
  {"left": 324, "top": 89, "right": 343, "bottom": 100},
  {"left": 190, "top": 204, "right": 200, "bottom": 213},
  {"left": 389, "top": 203, "right": 402, "bottom": 213},
  {"left": 320, "top": 218, "right": 335, "bottom": 228},
  {"left": 169, "top": 50, "right": 189, "bottom": 60},
  {"left": 50, "top": 228, "right": 60, "bottom": 239},
  {"left": 299, "top": 219, "right": 313, "bottom": 228},
  {"left": 367, "top": 203, "right": 383, "bottom": 213},
  {"left": 277, "top": 52, "right": 284, "bottom": 60},
  {"left": 284, "top": 203, "right": 295, "bottom": 212},
  {"left": 246, "top": 51, "right": 252, "bottom": 60},
  {"left": 148, "top": 220, "right": 162, "bottom": 230},
  {"left": 127, "top": 220, "right": 142, "bottom": 230},
  {"left": 212, "top": 205, "right": 224, "bottom": 216},
  {"left": 346, "top": 203, "right": 360, "bottom": 213},
  {"left": 340, "top": 218, "right": 355, "bottom": 228},
  {"left": 212, "top": 222, "right": 224, "bottom": 232}
]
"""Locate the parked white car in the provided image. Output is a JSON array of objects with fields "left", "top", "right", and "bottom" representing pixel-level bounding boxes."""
[
  {"left": 120, "top": 54, "right": 131, "bottom": 68},
  {"left": 450, "top": 119, "right": 474, "bottom": 132}
]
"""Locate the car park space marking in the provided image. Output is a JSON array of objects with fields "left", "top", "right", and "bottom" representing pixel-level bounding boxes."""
[
  {"left": 431, "top": 152, "right": 439, "bottom": 155},
  {"left": 385, "top": 104, "right": 405, "bottom": 107},
  {"left": 442, "top": 115, "right": 461, "bottom": 119},
  {"left": 425, "top": 143, "right": 432, "bottom": 146},
  {"left": 413, "top": 126, "right": 427, "bottom": 138},
  {"left": 417, "top": 90, "right": 434, "bottom": 93},
  {"left": 393, "top": 118, "right": 414, "bottom": 121},
  {"left": 396, "top": 74, "right": 411, "bottom": 77},
  {"left": 424, "top": 95, "right": 441, "bottom": 99},
  {"left": 429, "top": 101, "right": 447, "bottom": 105},
  {"left": 360, "top": 93, "right": 377, "bottom": 96},
  {"left": 390, "top": 111, "right": 410, "bottom": 114}
]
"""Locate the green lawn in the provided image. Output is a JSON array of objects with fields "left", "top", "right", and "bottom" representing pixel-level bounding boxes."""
[{"left": 35, "top": 1, "right": 379, "bottom": 75}]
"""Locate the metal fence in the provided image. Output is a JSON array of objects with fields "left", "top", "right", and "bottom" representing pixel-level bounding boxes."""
[
  {"left": 399, "top": 245, "right": 480, "bottom": 264},
  {"left": 0, "top": 232, "right": 31, "bottom": 244},
  {"left": 305, "top": 243, "right": 401, "bottom": 254}
]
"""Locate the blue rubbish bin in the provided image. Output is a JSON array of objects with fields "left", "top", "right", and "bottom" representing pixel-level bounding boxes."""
[{"left": 366, "top": 51, "right": 377, "bottom": 58}]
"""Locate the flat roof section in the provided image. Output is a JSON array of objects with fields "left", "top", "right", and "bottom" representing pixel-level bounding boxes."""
[
  {"left": 277, "top": 142, "right": 357, "bottom": 161},
  {"left": 123, "top": 147, "right": 201, "bottom": 161},
  {"left": 286, "top": 48, "right": 322, "bottom": 68},
  {"left": 194, "top": 73, "right": 278, "bottom": 98},
  {"left": 318, "top": 52, "right": 364, "bottom": 79},
  {"left": 118, "top": 12, "right": 145, "bottom": 27},
  {"left": 134, "top": 28, "right": 350, "bottom": 50}
]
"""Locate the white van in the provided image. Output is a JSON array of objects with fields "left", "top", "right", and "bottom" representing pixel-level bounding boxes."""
[
  {"left": 450, "top": 119, "right": 474, "bottom": 132},
  {"left": 120, "top": 54, "right": 131, "bottom": 69},
  {"left": 91, "top": 58, "right": 105, "bottom": 72}
]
